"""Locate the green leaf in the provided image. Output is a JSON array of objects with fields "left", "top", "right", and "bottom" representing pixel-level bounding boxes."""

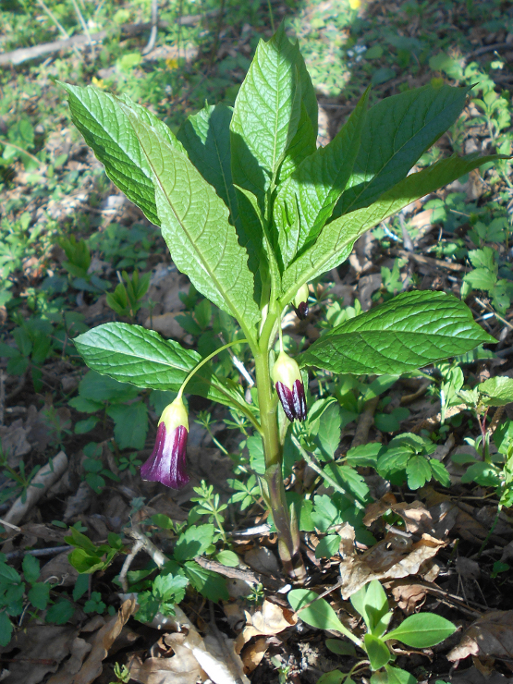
[
  {"left": 61, "top": 84, "right": 185, "bottom": 226},
  {"left": 351, "top": 580, "right": 389, "bottom": 636},
  {"left": 461, "top": 462, "right": 501, "bottom": 487},
  {"left": 323, "top": 463, "right": 370, "bottom": 503},
  {"left": 123, "top": 105, "right": 260, "bottom": 334},
  {"left": 464, "top": 268, "right": 497, "bottom": 291},
  {"left": 317, "top": 672, "right": 345, "bottom": 684},
  {"left": 73, "top": 574, "right": 90, "bottom": 601},
  {"left": 46, "top": 599, "right": 75, "bottom": 625},
  {"left": 384, "top": 666, "right": 417, "bottom": 684},
  {"left": 429, "top": 459, "right": 451, "bottom": 488},
  {"left": 174, "top": 524, "right": 215, "bottom": 562},
  {"left": 216, "top": 550, "right": 240, "bottom": 567},
  {"left": 334, "top": 83, "right": 470, "bottom": 216},
  {"left": 77, "top": 370, "right": 139, "bottom": 403},
  {"left": 385, "top": 613, "right": 456, "bottom": 647},
  {"left": 274, "top": 88, "right": 369, "bottom": 268},
  {"left": 74, "top": 323, "right": 248, "bottom": 411},
  {"left": 0, "top": 612, "right": 12, "bottom": 647},
  {"left": 281, "top": 153, "right": 502, "bottom": 299},
  {"left": 325, "top": 639, "right": 357, "bottom": 657},
  {"left": 298, "top": 291, "right": 495, "bottom": 375},
  {"left": 365, "top": 633, "right": 391, "bottom": 670},
  {"left": 479, "top": 376, "right": 513, "bottom": 407},
  {"left": 315, "top": 535, "right": 340, "bottom": 558},
  {"left": 406, "top": 455, "right": 433, "bottom": 490},
  {"left": 0, "top": 562, "right": 21, "bottom": 585},
  {"left": 107, "top": 401, "right": 148, "bottom": 450},
  {"left": 177, "top": 103, "right": 239, "bottom": 225},
  {"left": 153, "top": 574, "right": 189, "bottom": 604},
  {"left": 288, "top": 589, "right": 359, "bottom": 645},
  {"left": 22, "top": 555, "right": 40, "bottom": 584},
  {"left": 230, "top": 24, "right": 304, "bottom": 205},
  {"left": 27, "top": 582, "right": 50, "bottom": 610},
  {"left": 183, "top": 561, "right": 229, "bottom": 601}
]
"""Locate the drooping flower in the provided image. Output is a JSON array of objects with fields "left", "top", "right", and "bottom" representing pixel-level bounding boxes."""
[
  {"left": 293, "top": 283, "right": 310, "bottom": 320},
  {"left": 272, "top": 351, "right": 307, "bottom": 422},
  {"left": 140, "top": 396, "right": 189, "bottom": 489}
]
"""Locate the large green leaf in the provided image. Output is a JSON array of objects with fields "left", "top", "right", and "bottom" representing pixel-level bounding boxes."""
[
  {"left": 121, "top": 104, "right": 261, "bottom": 335},
  {"left": 74, "top": 323, "right": 248, "bottom": 411},
  {"left": 274, "top": 88, "right": 369, "bottom": 268},
  {"left": 230, "top": 24, "right": 304, "bottom": 205},
  {"left": 385, "top": 613, "right": 456, "bottom": 648},
  {"left": 177, "top": 103, "right": 239, "bottom": 226},
  {"left": 334, "top": 82, "right": 470, "bottom": 217},
  {"left": 61, "top": 84, "right": 184, "bottom": 226},
  {"left": 177, "top": 102, "right": 266, "bottom": 300},
  {"left": 280, "top": 153, "right": 501, "bottom": 301},
  {"left": 299, "top": 291, "right": 496, "bottom": 375}
]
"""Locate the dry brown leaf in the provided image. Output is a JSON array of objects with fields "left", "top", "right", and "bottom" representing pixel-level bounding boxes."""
[
  {"left": 390, "top": 580, "right": 428, "bottom": 615},
  {"left": 236, "top": 600, "right": 297, "bottom": 651},
  {"left": 241, "top": 637, "right": 268, "bottom": 673},
  {"left": 128, "top": 633, "right": 204, "bottom": 684},
  {"left": 363, "top": 493, "right": 398, "bottom": 527},
  {"left": 338, "top": 532, "right": 445, "bottom": 599},
  {"left": 447, "top": 611, "right": 513, "bottom": 664},
  {"left": 391, "top": 501, "right": 433, "bottom": 535},
  {"left": 72, "top": 598, "right": 137, "bottom": 684},
  {"left": 0, "top": 419, "right": 31, "bottom": 466},
  {"left": 244, "top": 547, "right": 279, "bottom": 576},
  {"left": 39, "top": 550, "right": 80, "bottom": 587},
  {"left": 0, "top": 624, "right": 78, "bottom": 684},
  {"left": 46, "top": 638, "right": 92, "bottom": 684}
]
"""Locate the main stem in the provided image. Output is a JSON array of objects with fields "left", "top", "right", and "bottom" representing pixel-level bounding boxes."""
[{"left": 254, "top": 309, "right": 303, "bottom": 578}]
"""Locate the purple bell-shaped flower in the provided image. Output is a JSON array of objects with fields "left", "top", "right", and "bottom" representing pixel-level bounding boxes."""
[
  {"left": 140, "top": 396, "right": 189, "bottom": 489},
  {"left": 293, "top": 283, "right": 310, "bottom": 320},
  {"left": 272, "top": 351, "right": 307, "bottom": 422}
]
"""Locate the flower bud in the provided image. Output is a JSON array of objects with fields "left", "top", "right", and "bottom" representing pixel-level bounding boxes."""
[
  {"left": 140, "top": 396, "right": 189, "bottom": 489},
  {"left": 293, "top": 283, "right": 310, "bottom": 320},
  {"left": 272, "top": 351, "right": 307, "bottom": 422}
]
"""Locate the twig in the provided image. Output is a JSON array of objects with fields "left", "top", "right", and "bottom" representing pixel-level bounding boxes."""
[
  {"left": 394, "top": 249, "right": 468, "bottom": 273},
  {"left": 351, "top": 396, "right": 379, "bottom": 448},
  {"left": 465, "top": 42, "right": 513, "bottom": 61},
  {"left": 474, "top": 297, "right": 513, "bottom": 331},
  {"left": 4, "top": 451, "right": 68, "bottom": 526},
  {"left": 0, "top": 372, "right": 5, "bottom": 427},
  {"left": 0, "top": 139, "right": 42, "bottom": 166},
  {"left": 194, "top": 555, "right": 284, "bottom": 591},
  {"left": 0, "top": 16, "right": 215, "bottom": 66},
  {"left": 125, "top": 522, "right": 168, "bottom": 567},
  {"left": 36, "top": 0, "right": 70, "bottom": 39},
  {"left": 5, "top": 545, "right": 70, "bottom": 561},
  {"left": 70, "top": 0, "right": 93, "bottom": 46},
  {"left": 118, "top": 538, "right": 144, "bottom": 593},
  {"left": 142, "top": 0, "right": 159, "bottom": 55}
]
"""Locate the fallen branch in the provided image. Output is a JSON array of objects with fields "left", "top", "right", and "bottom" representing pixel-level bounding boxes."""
[
  {"left": 4, "top": 450, "right": 68, "bottom": 526},
  {"left": 0, "top": 15, "right": 210, "bottom": 66}
]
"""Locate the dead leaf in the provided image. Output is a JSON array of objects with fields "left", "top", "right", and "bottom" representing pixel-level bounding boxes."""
[
  {"left": 0, "top": 624, "right": 78, "bottom": 684},
  {"left": 338, "top": 532, "right": 445, "bottom": 599},
  {"left": 46, "top": 638, "right": 92, "bottom": 684},
  {"left": 391, "top": 501, "right": 433, "bottom": 535},
  {"left": 144, "top": 312, "right": 187, "bottom": 340},
  {"left": 241, "top": 637, "right": 268, "bottom": 673},
  {"left": 244, "top": 547, "right": 279, "bottom": 576},
  {"left": 72, "top": 598, "right": 137, "bottom": 684},
  {"left": 447, "top": 611, "right": 513, "bottom": 664},
  {"left": 0, "top": 418, "right": 31, "bottom": 466},
  {"left": 236, "top": 600, "right": 297, "bottom": 651},
  {"left": 39, "top": 550, "right": 79, "bottom": 587},
  {"left": 390, "top": 580, "right": 428, "bottom": 615},
  {"left": 128, "top": 632, "right": 204, "bottom": 684}
]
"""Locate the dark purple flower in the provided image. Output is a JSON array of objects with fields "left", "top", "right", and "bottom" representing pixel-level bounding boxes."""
[
  {"left": 140, "top": 397, "right": 189, "bottom": 489},
  {"left": 272, "top": 351, "right": 307, "bottom": 422},
  {"left": 293, "top": 283, "right": 310, "bottom": 320}
]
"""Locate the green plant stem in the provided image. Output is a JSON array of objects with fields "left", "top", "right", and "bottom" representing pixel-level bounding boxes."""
[
  {"left": 291, "top": 434, "right": 365, "bottom": 511},
  {"left": 178, "top": 338, "right": 261, "bottom": 433}
]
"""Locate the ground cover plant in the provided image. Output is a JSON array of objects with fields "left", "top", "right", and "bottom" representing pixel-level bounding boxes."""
[{"left": 2, "top": 1, "right": 513, "bottom": 683}]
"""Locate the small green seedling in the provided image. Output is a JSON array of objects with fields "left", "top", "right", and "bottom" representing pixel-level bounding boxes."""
[{"left": 289, "top": 580, "right": 456, "bottom": 684}]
